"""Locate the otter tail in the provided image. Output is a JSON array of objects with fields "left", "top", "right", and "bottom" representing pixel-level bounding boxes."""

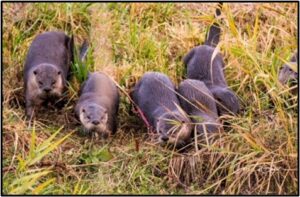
[
  {"left": 79, "top": 39, "right": 89, "bottom": 62},
  {"left": 76, "top": 39, "right": 91, "bottom": 82},
  {"left": 204, "top": 2, "right": 223, "bottom": 47}
]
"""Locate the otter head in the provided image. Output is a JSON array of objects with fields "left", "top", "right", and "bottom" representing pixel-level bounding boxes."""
[
  {"left": 79, "top": 103, "right": 109, "bottom": 138},
  {"left": 32, "top": 64, "right": 64, "bottom": 98},
  {"left": 279, "top": 65, "right": 298, "bottom": 86},
  {"left": 156, "top": 112, "right": 192, "bottom": 149},
  {"left": 211, "top": 87, "right": 239, "bottom": 116}
]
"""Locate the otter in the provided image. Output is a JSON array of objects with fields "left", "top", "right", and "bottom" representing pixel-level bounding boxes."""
[
  {"left": 24, "top": 31, "right": 73, "bottom": 118},
  {"left": 132, "top": 72, "right": 192, "bottom": 148},
  {"left": 279, "top": 51, "right": 298, "bottom": 93},
  {"left": 177, "top": 79, "right": 222, "bottom": 134},
  {"left": 75, "top": 72, "right": 119, "bottom": 139},
  {"left": 184, "top": 46, "right": 240, "bottom": 116},
  {"left": 183, "top": 3, "right": 240, "bottom": 116}
]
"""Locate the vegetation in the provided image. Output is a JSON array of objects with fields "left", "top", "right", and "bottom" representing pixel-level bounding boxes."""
[{"left": 2, "top": 2, "right": 298, "bottom": 195}]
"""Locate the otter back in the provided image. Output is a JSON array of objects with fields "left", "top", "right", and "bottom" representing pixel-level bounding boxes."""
[
  {"left": 183, "top": 46, "right": 240, "bottom": 117},
  {"left": 178, "top": 79, "right": 218, "bottom": 117},
  {"left": 132, "top": 72, "right": 181, "bottom": 126},
  {"left": 185, "top": 45, "right": 227, "bottom": 87},
  {"left": 132, "top": 72, "right": 192, "bottom": 148},
  {"left": 178, "top": 79, "right": 221, "bottom": 134},
  {"left": 24, "top": 31, "right": 73, "bottom": 82}
]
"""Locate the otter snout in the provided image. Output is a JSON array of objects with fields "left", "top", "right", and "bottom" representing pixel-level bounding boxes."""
[
  {"left": 92, "top": 120, "right": 100, "bottom": 125},
  {"left": 43, "top": 87, "right": 52, "bottom": 93}
]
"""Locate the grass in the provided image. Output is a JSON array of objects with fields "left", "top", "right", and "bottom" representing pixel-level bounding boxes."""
[{"left": 2, "top": 2, "right": 298, "bottom": 195}]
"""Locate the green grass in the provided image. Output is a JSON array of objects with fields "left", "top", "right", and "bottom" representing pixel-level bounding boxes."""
[
  {"left": 2, "top": 2, "right": 298, "bottom": 195},
  {"left": 72, "top": 41, "right": 94, "bottom": 83}
]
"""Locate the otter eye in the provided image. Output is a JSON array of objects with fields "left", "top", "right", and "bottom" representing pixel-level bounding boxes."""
[
  {"left": 82, "top": 109, "right": 85, "bottom": 113},
  {"left": 51, "top": 81, "right": 56, "bottom": 85},
  {"left": 57, "top": 71, "right": 61, "bottom": 75},
  {"left": 38, "top": 81, "right": 43, "bottom": 85},
  {"left": 33, "top": 70, "right": 37, "bottom": 75},
  {"left": 86, "top": 116, "right": 91, "bottom": 120}
]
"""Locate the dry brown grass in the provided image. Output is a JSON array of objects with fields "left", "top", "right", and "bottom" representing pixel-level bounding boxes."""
[{"left": 2, "top": 2, "right": 298, "bottom": 195}]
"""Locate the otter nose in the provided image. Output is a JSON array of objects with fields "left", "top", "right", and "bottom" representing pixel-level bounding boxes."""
[
  {"left": 161, "top": 135, "right": 169, "bottom": 142},
  {"left": 92, "top": 120, "right": 100, "bottom": 125},
  {"left": 43, "top": 87, "right": 51, "bottom": 93}
]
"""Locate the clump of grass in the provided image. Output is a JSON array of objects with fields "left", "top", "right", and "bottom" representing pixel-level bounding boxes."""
[
  {"left": 2, "top": 2, "right": 298, "bottom": 195},
  {"left": 3, "top": 119, "right": 74, "bottom": 194}
]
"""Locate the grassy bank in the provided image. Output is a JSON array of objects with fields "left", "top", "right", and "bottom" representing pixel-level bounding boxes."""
[{"left": 2, "top": 2, "right": 298, "bottom": 194}]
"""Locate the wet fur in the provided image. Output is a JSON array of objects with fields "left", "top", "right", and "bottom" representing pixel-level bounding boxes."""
[
  {"left": 24, "top": 31, "right": 73, "bottom": 118},
  {"left": 132, "top": 72, "right": 192, "bottom": 148},
  {"left": 75, "top": 72, "right": 119, "bottom": 138}
]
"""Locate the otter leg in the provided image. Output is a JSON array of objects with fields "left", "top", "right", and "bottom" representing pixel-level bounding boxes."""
[
  {"left": 25, "top": 91, "right": 35, "bottom": 118},
  {"left": 100, "top": 131, "right": 109, "bottom": 139},
  {"left": 110, "top": 114, "right": 118, "bottom": 134},
  {"left": 25, "top": 93, "right": 43, "bottom": 119},
  {"left": 53, "top": 91, "right": 67, "bottom": 109},
  {"left": 25, "top": 102, "right": 35, "bottom": 119}
]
